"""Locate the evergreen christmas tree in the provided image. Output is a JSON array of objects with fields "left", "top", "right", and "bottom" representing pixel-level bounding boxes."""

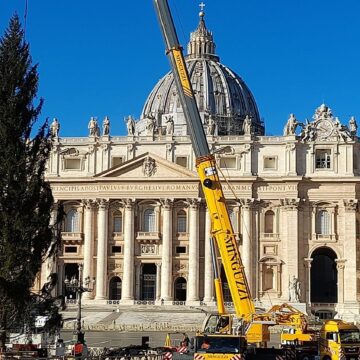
[{"left": 0, "top": 15, "right": 62, "bottom": 348}]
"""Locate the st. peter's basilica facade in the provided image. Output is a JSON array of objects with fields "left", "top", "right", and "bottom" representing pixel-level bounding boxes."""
[{"left": 40, "top": 10, "right": 360, "bottom": 321}]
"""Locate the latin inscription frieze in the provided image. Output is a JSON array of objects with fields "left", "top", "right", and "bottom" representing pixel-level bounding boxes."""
[
  {"left": 257, "top": 184, "right": 297, "bottom": 192},
  {"left": 51, "top": 183, "right": 199, "bottom": 193}
]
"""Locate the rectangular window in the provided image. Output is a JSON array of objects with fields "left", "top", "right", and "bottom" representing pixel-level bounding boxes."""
[
  {"left": 112, "top": 246, "right": 122, "bottom": 253},
  {"left": 176, "top": 246, "right": 187, "bottom": 254},
  {"left": 113, "top": 216, "right": 122, "bottom": 232},
  {"left": 219, "top": 157, "right": 236, "bottom": 169},
  {"left": 315, "top": 150, "right": 331, "bottom": 169},
  {"left": 111, "top": 157, "right": 123, "bottom": 167},
  {"left": 64, "top": 159, "right": 81, "bottom": 170},
  {"left": 176, "top": 156, "right": 187, "bottom": 168},
  {"left": 64, "top": 246, "right": 77, "bottom": 253},
  {"left": 177, "top": 214, "right": 187, "bottom": 233},
  {"left": 264, "top": 156, "right": 277, "bottom": 170}
]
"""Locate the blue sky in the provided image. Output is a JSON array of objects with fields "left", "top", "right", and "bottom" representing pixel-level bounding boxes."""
[{"left": 1, "top": 0, "right": 360, "bottom": 137}]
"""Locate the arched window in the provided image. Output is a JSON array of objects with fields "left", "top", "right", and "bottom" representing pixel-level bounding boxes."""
[
  {"left": 144, "top": 208, "right": 156, "bottom": 232},
  {"left": 264, "top": 210, "right": 275, "bottom": 233},
  {"left": 66, "top": 209, "right": 79, "bottom": 232},
  {"left": 316, "top": 210, "right": 330, "bottom": 235},
  {"left": 113, "top": 211, "right": 122, "bottom": 233},
  {"left": 177, "top": 210, "right": 187, "bottom": 233}
]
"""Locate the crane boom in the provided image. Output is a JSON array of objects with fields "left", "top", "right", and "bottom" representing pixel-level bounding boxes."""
[{"left": 153, "top": 0, "right": 255, "bottom": 320}]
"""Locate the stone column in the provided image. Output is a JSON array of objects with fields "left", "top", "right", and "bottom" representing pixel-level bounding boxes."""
[
  {"left": 240, "top": 199, "right": 252, "bottom": 289},
  {"left": 311, "top": 206, "right": 316, "bottom": 240},
  {"left": 286, "top": 143, "right": 297, "bottom": 176},
  {"left": 203, "top": 207, "right": 214, "bottom": 303},
  {"left": 243, "top": 144, "right": 252, "bottom": 176},
  {"left": 281, "top": 198, "right": 300, "bottom": 300},
  {"left": 187, "top": 199, "right": 200, "bottom": 303},
  {"left": 330, "top": 208, "right": 336, "bottom": 236},
  {"left": 304, "top": 258, "right": 313, "bottom": 309},
  {"left": 82, "top": 200, "right": 94, "bottom": 300},
  {"left": 160, "top": 199, "right": 173, "bottom": 301},
  {"left": 95, "top": 199, "right": 108, "bottom": 300},
  {"left": 335, "top": 259, "right": 346, "bottom": 304},
  {"left": 343, "top": 200, "right": 358, "bottom": 302},
  {"left": 156, "top": 263, "right": 161, "bottom": 301},
  {"left": 135, "top": 263, "right": 141, "bottom": 300},
  {"left": 121, "top": 199, "right": 135, "bottom": 303}
]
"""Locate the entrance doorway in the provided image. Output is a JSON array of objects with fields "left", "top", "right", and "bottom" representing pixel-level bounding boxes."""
[
  {"left": 311, "top": 247, "right": 337, "bottom": 303},
  {"left": 141, "top": 264, "right": 156, "bottom": 300},
  {"left": 109, "top": 276, "right": 122, "bottom": 300},
  {"left": 64, "top": 263, "right": 79, "bottom": 299},
  {"left": 174, "top": 277, "right": 187, "bottom": 301}
]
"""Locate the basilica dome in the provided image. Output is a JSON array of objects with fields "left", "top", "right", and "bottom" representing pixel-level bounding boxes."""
[{"left": 138, "top": 11, "right": 264, "bottom": 136}]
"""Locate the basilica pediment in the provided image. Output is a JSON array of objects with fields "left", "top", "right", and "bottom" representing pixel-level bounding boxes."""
[{"left": 95, "top": 152, "right": 197, "bottom": 179}]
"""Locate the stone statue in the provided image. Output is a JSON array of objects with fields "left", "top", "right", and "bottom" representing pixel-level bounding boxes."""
[
  {"left": 349, "top": 116, "right": 358, "bottom": 136},
  {"left": 314, "top": 103, "right": 332, "bottom": 120},
  {"left": 207, "top": 114, "right": 216, "bottom": 135},
  {"left": 88, "top": 117, "right": 98, "bottom": 136},
  {"left": 335, "top": 117, "right": 352, "bottom": 141},
  {"left": 146, "top": 113, "right": 156, "bottom": 135},
  {"left": 102, "top": 116, "right": 110, "bottom": 136},
  {"left": 283, "top": 113, "right": 298, "bottom": 136},
  {"left": 289, "top": 275, "right": 300, "bottom": 302},
  {"left": 50, "top": 118, "right": 60, "bottom": 137},
  {"left": 242, "top": 115, "right": 252, "bottom": 135},
  {"left": 300, "top": 119, "right": 315, "bottom": 142},
  {"left": 125, "top": 115, "right": 135, "bottom": 136},
  {"left": 165, "top": 115, "right": 174, "bottom": 135}
]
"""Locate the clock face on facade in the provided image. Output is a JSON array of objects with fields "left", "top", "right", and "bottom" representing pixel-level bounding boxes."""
[{"left": 315, "top": 119, "right": 334, "bottom": 139}]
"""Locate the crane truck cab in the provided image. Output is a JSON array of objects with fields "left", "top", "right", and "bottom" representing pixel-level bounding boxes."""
[
  {"left": 194, "top": 334, "right": 247, "bottom": 360},
  {"left": 320, "top": 320, "right": 360, "bottom": 360}
]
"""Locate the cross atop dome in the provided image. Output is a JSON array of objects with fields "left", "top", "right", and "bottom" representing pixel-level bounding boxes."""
[{"left": 199, "top": 2, "right": 205, "bottom": 16}]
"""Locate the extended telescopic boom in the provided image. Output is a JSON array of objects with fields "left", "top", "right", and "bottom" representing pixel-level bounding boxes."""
[{"left": 153, "top": 0, "right": 255, "bottom": 320}]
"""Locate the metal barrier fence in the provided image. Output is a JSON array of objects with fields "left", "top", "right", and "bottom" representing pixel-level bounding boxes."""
[{"left": 0, "top": 348, "right": 169, "bottom": 360}]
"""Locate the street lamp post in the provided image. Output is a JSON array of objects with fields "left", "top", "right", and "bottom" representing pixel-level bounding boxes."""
[{"left": 64, "top": 264, "right": 95, "bottom": 343}]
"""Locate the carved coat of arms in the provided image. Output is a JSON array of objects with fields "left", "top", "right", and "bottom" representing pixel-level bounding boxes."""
[{"left": 142, "top": 157, "right": 156, "bottom": 177}]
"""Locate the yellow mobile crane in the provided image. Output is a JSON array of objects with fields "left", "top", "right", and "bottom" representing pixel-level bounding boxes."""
[
  {"left": 152, "top": 0, "right": 252, "bottom": 357},
  {"left": 152, "top": 0, "right": 270, "bottom": 344},
  {"left": 153, "top": 3, "right": 360, "bottom": 360}
]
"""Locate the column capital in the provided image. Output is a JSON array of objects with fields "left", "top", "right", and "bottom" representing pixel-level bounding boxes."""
[
  {"left": 122, "top": 198, "right": 135, "bottom": 210},
  {"left": 303, "top": 258, "right": 313, "bottom": 268},
  {"left": 280, "top": 198, "right": 301, "bottom": 210},
  {"left": 335, "top": 258, "right": 346, "bottom": 270},
  {"left": 187, "top": 198, "right": 201, "bottom": 209},
  {"left": 160, "top": 198, "right": 173, "bottom": 209},
  {"left": 343, "top": 199, "right": 358, "bottom": 212},
  {"left": 51, "top": 200, "right": 61, "bottom": 212},
  {"left": 96, "top": 198, "right": 109, "bottom": 210},
  {"left": 285, "top": 143, "right": 296, "bottom": 152},
  {"left": 239, "top": 198, "right": 255, "bottom": 209},
  {"left": 82, "top": 199, "right": 95, "bottom": 210}
]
